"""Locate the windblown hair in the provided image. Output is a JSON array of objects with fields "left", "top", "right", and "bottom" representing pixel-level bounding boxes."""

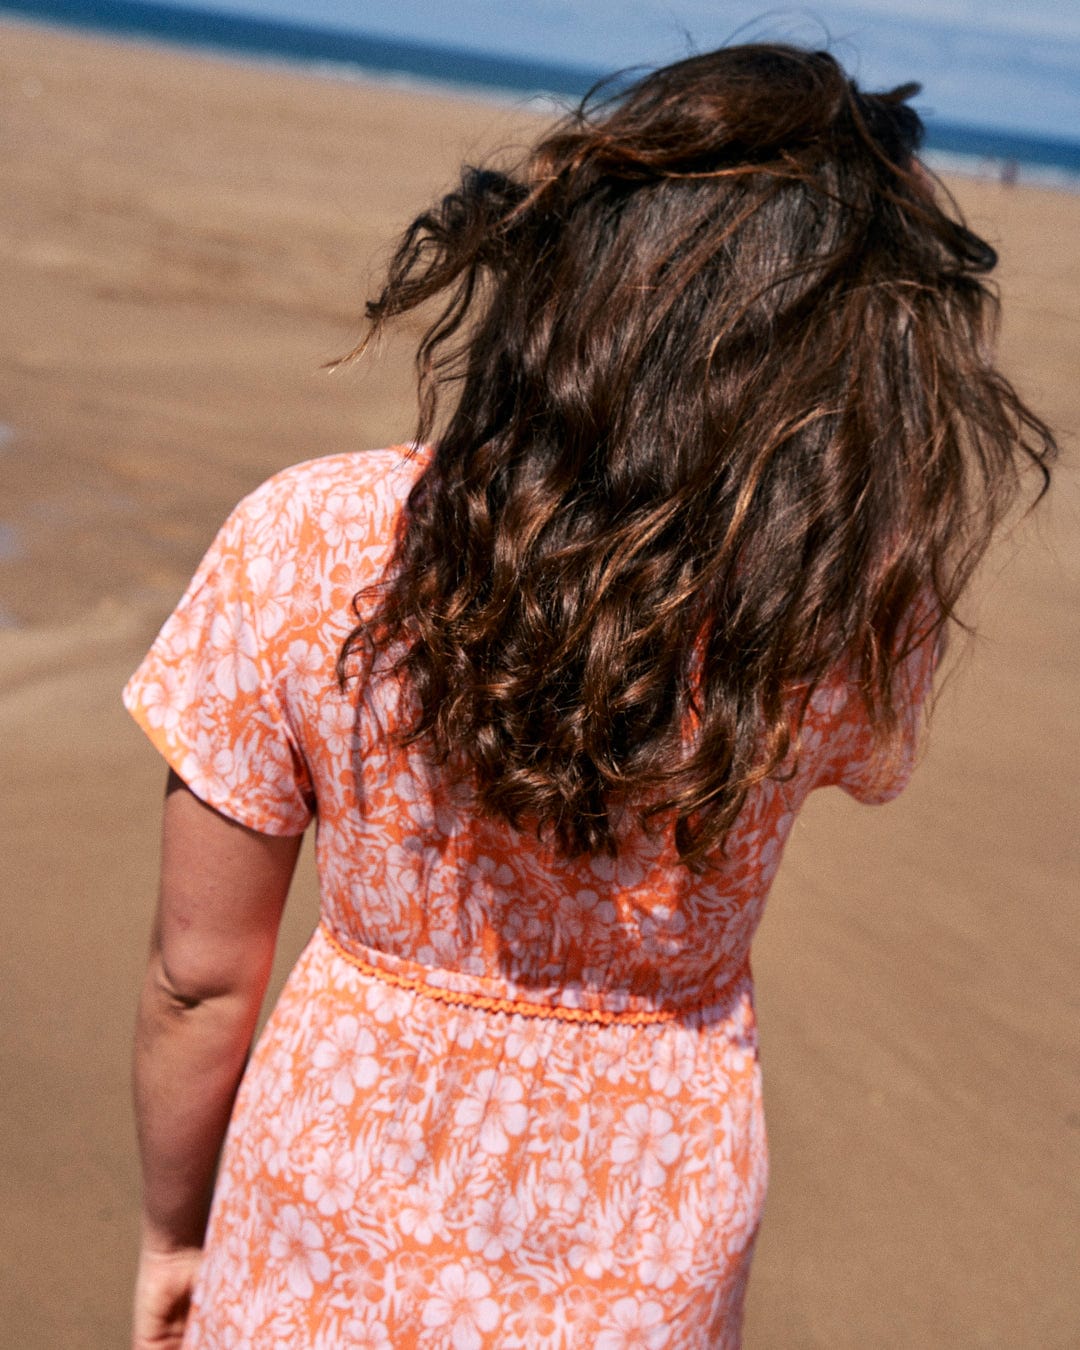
[{"left": 339, "top": 43, "right": 1055, "bottom": 867}]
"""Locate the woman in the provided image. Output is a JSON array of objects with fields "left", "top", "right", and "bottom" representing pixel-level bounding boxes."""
[{"left": 126, "top": 44, "right": 1054, "bottom": 1349}]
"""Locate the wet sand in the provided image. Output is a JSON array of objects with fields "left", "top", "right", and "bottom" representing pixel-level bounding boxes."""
[{"left": 0, "top": 19, "right": 1077, "bottom": 1348}]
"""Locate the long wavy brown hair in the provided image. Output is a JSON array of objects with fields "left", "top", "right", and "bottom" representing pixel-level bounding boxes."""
[{"left": 339, "top": 43, "right": 1055, "bottom": 867}]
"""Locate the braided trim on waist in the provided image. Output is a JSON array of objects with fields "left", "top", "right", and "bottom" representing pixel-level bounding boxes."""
[{"left": 320, "top": 922, "right": 740, "bottom": 1026}]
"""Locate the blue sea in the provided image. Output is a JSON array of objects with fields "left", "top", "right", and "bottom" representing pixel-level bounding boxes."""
[{"left": 3, "top": 0, "right": 1080, "bottom": 186}]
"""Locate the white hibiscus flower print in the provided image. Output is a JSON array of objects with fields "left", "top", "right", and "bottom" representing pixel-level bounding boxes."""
[
  {"left": 320, "top": 490, "right": 373, "bottom": 549},
  {"left": 539, "top": 1155, "right": 588, "bottom": 1223},
  {"left": 139, "top": 666, "right": 184, "bottom": 733},
  {"left": 453, "top": 1068, "right": 527, "bottom": 1155},
  {"left": 420, "top": 1263, "right": 499, "bottom": 1350},
  {"left": 301, "top": 1147, "right": 358, "bottom": 1217},
  {"left": 637, "top": 1220, "right": 694, "bottom": 1290},
  {"left": 567, "top": 1218, "right": 617, "bottom": 1281},
  {"left": 595, "top": 1295, "right": 671, "bottom": 1350},
  {"left": 466, "top": 1192, "right": 523, "bottom": 1262},
  {"left": 243, "top": 553, "right": 297, "bottom": 638},
  {"left": 317, "top": 697, "right": 357, "bottom": 758},
  {"left": 288, "top": 638, "right": 329, "bottom": 696},
  {"left": 398, "top": 1179, "right": 448, "bottom": 1246},
  {"left": 207, "top": 609, "right": 260, "bottom": 699},
  {"left": 610, "top": 1104, "right": 682, "bottom": 1187},
  {"left": 311, "top": 1015, "right": 379, "bottom": 1106},
  {"left": 267, "top": 1204, "right": 331, "bottom": 1299}
]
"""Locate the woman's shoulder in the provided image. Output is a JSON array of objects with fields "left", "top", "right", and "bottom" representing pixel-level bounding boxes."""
[
  {"left": 235, "top": 446, "right": 427, "bottom": 527},
  {"left": 796, "top": 636, "right": 939, "bottom": 804},
  {"left": 183, "top": 446, "right": 429, "bottom": 639},
  {"left": 212, "top": 446, "right": 428, "bottom": 572}
]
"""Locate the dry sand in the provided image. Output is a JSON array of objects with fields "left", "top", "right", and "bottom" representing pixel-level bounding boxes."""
[{"left": 0, "top": 18, "right": 1076, "bottom": 1348}]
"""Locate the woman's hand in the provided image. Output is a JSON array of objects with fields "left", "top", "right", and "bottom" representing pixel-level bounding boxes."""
[{"left": 132, "top": 1243, "right": 202, "bottom": 1349}]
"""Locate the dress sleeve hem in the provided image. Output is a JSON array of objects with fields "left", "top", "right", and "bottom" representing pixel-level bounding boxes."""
[{"left": 122, "top": 680, "right": 313, "bottom": 838}]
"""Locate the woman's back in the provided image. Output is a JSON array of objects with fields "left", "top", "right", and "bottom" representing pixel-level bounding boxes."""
[{"left": 128, "top": 447, "right": 933, "bottom": 1016}]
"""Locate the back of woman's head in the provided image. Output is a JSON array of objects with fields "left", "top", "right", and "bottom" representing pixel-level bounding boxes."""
[{"left": 341, "top": 43, "right": 1055, "bottom": 868}]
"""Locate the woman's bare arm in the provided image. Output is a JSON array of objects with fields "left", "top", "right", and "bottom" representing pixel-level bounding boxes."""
[{"left": 132, "top": 770, "right": 302, "bottom": 1346}]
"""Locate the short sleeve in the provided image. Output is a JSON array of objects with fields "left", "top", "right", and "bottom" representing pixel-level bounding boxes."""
[
  {"left": 805, "top": 633, "right": 939, "bottom": 804},
  {"left": 123, "top": 483, "right": 316, "bottom": 835}
]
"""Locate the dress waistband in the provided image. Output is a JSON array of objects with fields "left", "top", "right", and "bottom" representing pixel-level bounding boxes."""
[{"left": 318, "top": 921, "right": 748, "bottom": 1027}]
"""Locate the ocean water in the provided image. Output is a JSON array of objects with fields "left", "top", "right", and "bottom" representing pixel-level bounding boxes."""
[{"left": 2, "top": 0, "right": 1079, "bottom": 184}]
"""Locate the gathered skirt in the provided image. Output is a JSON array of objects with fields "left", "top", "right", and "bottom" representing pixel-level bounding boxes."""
[{"left": 181, "top": 924, "right": 768, "bottom": 1349}]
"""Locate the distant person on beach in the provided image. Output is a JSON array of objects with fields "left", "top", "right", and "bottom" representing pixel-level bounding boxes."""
[{"left": 124, "top": 43, "right": 1054, "bottom": 1349}]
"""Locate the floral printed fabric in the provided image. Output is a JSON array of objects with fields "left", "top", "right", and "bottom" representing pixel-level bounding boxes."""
[{"left": 124, "top": 449, "right": 935, "bottom": 1348}]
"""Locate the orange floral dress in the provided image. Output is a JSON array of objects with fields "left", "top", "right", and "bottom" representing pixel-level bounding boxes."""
[{"left": 124, "top": 448, "right": 934, "bottom": 1349}]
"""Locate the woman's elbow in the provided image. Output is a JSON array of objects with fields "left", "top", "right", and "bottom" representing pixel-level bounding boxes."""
[{"left": 145, "top": 945, "right": 268, "bottom": 1017}]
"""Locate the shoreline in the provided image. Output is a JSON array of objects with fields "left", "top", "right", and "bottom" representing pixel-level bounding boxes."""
[{"left": 2, "top": 4, "right": 1079, "bottom": 189}]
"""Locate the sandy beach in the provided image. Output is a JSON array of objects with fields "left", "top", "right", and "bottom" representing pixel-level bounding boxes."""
[{"left": 0, "top": 18, "right": 1076, "bottom": 1347}]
